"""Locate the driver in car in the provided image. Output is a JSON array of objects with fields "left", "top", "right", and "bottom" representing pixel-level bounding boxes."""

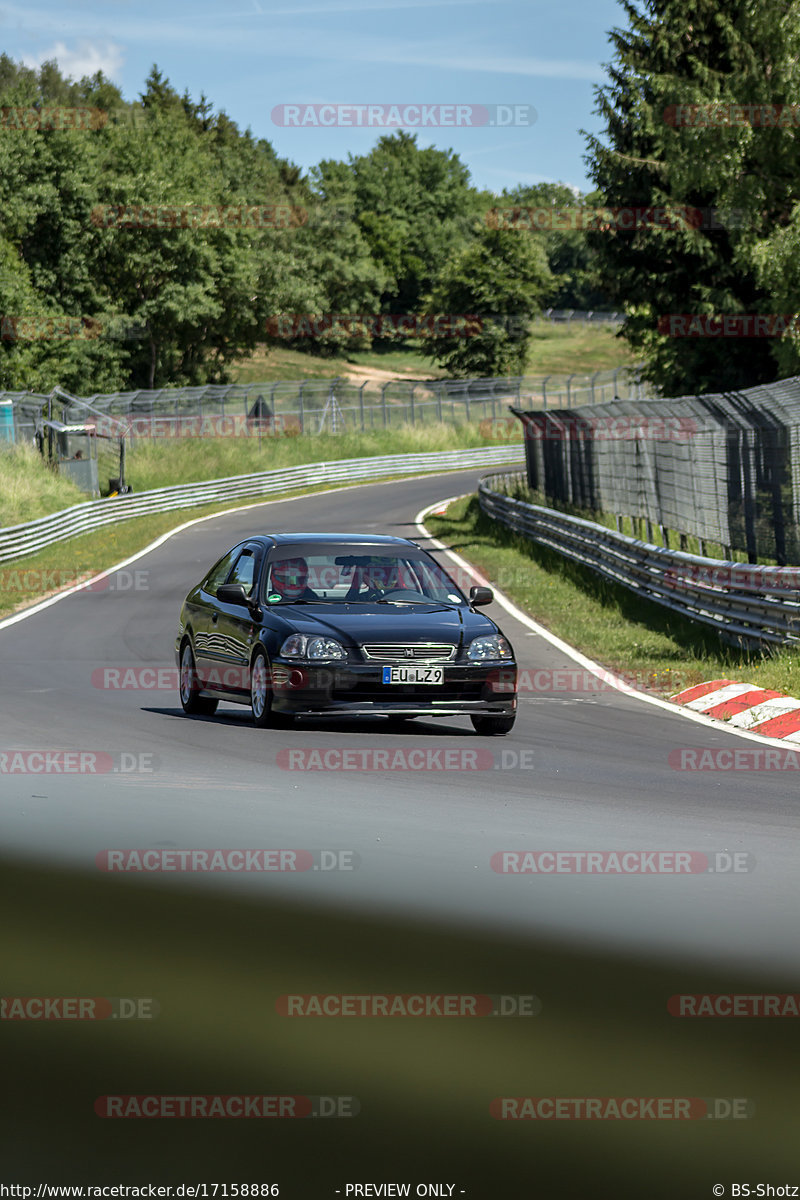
[
  {"left": 269, "top": 557, "right": 319, "bottom": 601},
  {"left": 345, "top": 559, "right": 403, "bottom": 601}
]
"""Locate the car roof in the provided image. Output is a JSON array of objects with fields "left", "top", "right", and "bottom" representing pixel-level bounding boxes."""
[{"left": 261, "top": 532, "right": 418, "bottom": 547}]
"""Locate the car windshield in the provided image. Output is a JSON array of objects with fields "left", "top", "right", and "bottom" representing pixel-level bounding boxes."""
[{"left": 262, "top": 547, "right": 466, "bottom": 605}]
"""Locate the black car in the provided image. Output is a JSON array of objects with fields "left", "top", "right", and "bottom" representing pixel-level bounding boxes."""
[{"left": 175, "top": 533, "right": 518, "bottom": 734}]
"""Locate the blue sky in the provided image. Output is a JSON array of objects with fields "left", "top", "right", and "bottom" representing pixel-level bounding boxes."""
[{"left": 0, "top": 0, "right": 626, "bottom": 193}]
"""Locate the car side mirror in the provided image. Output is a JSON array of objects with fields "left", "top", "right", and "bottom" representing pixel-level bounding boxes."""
[
  {"left": 469, "top": 586, "right": 494, "bottom": 606},
  {"left": 217, "top": 583, "right": 251, "bottom": 607}
]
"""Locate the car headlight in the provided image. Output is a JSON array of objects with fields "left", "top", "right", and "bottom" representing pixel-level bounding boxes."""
[
  {"left": 280, "top": 634, "right": 346, "bottom": 661},
  {"left": 467, "top": 634, "right": 513, "bottom": 662}
]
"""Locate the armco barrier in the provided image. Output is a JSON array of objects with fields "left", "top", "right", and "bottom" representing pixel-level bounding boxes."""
[
  {"left": 0, "top": 446, "right": 524, "bottom": 566},
  {"left": 478, "top": 472, "right": 800, "bottom": 646}
]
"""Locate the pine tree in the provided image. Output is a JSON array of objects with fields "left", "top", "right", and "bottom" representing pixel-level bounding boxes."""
[{"left": 584, "top": 0, "right": 800, "bottom": 395}]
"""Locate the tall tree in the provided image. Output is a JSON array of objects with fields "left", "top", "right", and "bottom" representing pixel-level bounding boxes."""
[
  {"left": 496, "top": 182, "right": 613, "bottom": 309},
  {"left": 347, "top": 132, "right": 478, "bottom": 315},
  {"left": 420, "top": 227, "right": 552, "bottom": 377},
  {"left": 584, "top": 0, "right": 800, "bottom": 396}
]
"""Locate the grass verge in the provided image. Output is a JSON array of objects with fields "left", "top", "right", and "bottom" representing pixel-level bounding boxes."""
[
  {"left": 0, "top": 442, "right": 88, "bottom": 527},
  {"left": 1, "top": 424, "right": 523, "bottom": 524},
  {"left": 122, "top": 423, "right": 521, "bottom": 493},
  {"left": 229, "top": 323, "right": 636, "bottom": 384},
  {"left": 426, "top": 494, "right": 800, "bottom": 699}
]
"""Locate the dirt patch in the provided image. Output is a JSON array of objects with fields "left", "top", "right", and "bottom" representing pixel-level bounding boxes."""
[{"left": 341, "top": 363, "right": 441, "bottom": 385}]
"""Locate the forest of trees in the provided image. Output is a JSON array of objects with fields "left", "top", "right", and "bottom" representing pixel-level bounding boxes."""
[
  {"left": 4, "top": 0, "right": 800, "bottom": 398},
  {"left": 0, "top": 57, "right": 597, "bottom": 393}
]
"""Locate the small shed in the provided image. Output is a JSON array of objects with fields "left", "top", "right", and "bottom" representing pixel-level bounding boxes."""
[{"left": 43, "top": 419, "right": 100, "bottom": 495}]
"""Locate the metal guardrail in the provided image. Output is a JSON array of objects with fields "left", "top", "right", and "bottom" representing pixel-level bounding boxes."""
[
  {"left": 539, "top": 309, "right": 623, "bottom": 324},
  {"left": 479, "top": 472, "right": 800, "bottom": 647},
  {"left": 0, "top": 445, "right": 524, "bottom": 566}
]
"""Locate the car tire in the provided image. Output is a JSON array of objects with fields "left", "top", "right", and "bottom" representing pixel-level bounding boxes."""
[
  {"left": 179, "top": 640, "right": 218, "bottom": 716},
  {"left": 470, "top": 714, "right": 516, "bottom": 736},
  {"left": 250, "top": 647, "right": 293, "bottom": 729}
]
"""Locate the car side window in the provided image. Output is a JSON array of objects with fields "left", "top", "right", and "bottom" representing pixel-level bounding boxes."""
[
  {"left": 203, "top": 549, "right": 240, "bottom": 595},
  {"left": 228, "top": 547, "right": 260, "bottom": 597}
]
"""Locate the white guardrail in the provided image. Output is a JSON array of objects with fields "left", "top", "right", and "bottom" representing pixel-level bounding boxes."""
[
  {"left": 479, "top": 472, "right": 800, "bottom": 647},
  {"left": 0, "top": 445, "right": 525, "bottom": 566}
]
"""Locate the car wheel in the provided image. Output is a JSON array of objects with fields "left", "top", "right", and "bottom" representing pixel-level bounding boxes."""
[
  {"left": 179, "top": 640, "right": 218, "bottom": 716},
  {"left": 470, "top": 714, "right": 516, "bottom": 736},
  {"left": 250, "top": 648, "right": 293, "bottom": 729}
]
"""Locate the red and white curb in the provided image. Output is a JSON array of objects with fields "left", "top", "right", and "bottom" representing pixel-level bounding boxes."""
[{"left": 672, "top": 680, "right": 800, "bottom": 741}]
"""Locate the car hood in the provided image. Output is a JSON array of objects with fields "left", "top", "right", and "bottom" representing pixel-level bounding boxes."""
[{"left": 272, "top": 602, "right": 499, "bottom": 648}]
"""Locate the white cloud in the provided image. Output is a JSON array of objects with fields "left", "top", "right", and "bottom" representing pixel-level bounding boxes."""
[
  {"left": 3, "top": 4, "right": 600, "bottom": 82},
  {"left": 20, "top": 39, "right": 124, "bottom": 81}
]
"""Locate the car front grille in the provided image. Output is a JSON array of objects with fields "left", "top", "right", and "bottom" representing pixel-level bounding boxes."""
[{"left": 360, "top": 642, "right": 457, "bottom": 662}]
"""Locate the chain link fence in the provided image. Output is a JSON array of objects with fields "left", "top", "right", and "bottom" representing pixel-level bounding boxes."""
[
  {"left": 511, "top": 375, "right": 800, "bottom": 566},
  {"left": 0, "top": 366, "right": 645, "bottom": 448}
]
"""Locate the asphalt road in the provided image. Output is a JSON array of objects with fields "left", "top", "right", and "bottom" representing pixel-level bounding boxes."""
[{"left": 2, "top": 469, "right": 798, "bottom": 978}]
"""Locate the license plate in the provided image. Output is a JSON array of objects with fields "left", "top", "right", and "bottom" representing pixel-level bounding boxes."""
[{"left": 382, "top": 665, "right": 444, "bottom": 685}]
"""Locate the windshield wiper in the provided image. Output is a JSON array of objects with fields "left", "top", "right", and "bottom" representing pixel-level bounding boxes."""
[{"left": 375, "top": 597, "right": 443, "bottom": 605}]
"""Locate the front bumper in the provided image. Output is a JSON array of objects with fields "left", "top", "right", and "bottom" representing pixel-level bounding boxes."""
[{"left": 268, "top": 660, "right": 518, "bottom": 718}]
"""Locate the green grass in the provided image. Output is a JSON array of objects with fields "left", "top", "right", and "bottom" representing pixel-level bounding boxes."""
[
  {"left": 122, "top": 422, "right": 521, "bottom": 493},
  {"left": 229, "top": 323, "right": 636, "bottom": 384},
  {"left": 0, "top": 423, "right": 524, "bottom": 526},
  {"left": 523, "top": 321, "right": 636, "bottom": 374},
  {"left": 426, "top": 494, "right": 800, "bottom": 699},
  {"left": 0, "top": 442, "right": 88, "bottom": 527},
  {"left": 231, "top": 343, "right": 446, "bottom": 383}
]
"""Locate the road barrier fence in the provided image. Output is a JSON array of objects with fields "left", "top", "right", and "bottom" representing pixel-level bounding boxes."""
[{"left": 479, "top": 472, "right": 800, "bottom": 647}]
